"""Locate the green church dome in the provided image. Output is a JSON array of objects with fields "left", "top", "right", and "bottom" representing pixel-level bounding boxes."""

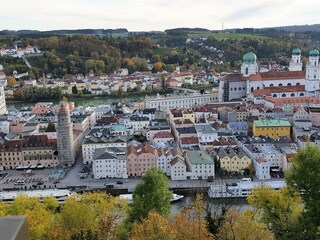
[
  {"left": 243, "top": 51, "right": 257, "bottom": 64},
  {"left": 292, "top": 48, "right": 301, "bottom": 55},
  {"left": 309, "top": 49, "right": 319, "bottom": 57}
]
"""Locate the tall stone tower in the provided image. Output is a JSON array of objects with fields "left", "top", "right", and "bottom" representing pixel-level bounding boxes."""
[
  {"left": 0, "top": 86, "right": 7, "bottom": 115},
  {"left": 57, "top": 102, "right": 75, "bottom": 166},
  {"left": 305, "top": 48, "right": 320, "bottom": 95},
  {"left": 289, "top": 48, "right": 302, "bottom": 71}
]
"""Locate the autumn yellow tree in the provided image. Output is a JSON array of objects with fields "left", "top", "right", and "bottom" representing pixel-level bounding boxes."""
[
  {"left": 217, "top": 211, "right": 274, "bottom": 240},
  {"left": 130, "top": 194, "right": 213, "bottom": 240},
  {"left": 3, "top": 196, "right": 60, "bottom": 240},
  {"left": 62, "top": 96, "right": 68, "bottom": 102},
  {"left": 154, "top": 61, "right": 165, "bottom": 72},
  {"left": 0, "top": 193, "right": 128, "bottom": 240},
  {"left": 25, "top": 206, "right": 54, "bottom": 240},
  {"left": 80, "top": 192, "right": 128, "bottom": 240},
  {"left": 130, "top": 211, "right": 177, "bottom": 240},
  {"left": 172, "top": 194, "right": 213, "bottom": 240},
  {"left": 60, "top": 192, "right": 128, "bottom": 240},
  {"left": 7, "top": 76, "right": 16, "bottom": 87}
]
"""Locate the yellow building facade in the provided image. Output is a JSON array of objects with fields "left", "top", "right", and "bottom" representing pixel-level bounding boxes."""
[
  {"left": 169, "top": 108, "right": 195, "bottom": 123},
  {"left": 253, "top": 120, "right": 291, "bottom": 139},
  {"left": 218, "top": 148, "right": 252, "bottom": 173}
]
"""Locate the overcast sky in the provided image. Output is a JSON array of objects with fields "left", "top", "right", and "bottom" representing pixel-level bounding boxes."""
[{"left": 2, "top": 0, "right": 320, "bottom": 31}]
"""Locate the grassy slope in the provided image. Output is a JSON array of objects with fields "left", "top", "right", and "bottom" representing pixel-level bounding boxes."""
[{"left": 187, "top": 31, "right": 273, "bottom": 40}]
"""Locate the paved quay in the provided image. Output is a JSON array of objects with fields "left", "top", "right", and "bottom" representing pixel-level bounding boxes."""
[{"left": 0, "top": 159, "right": 258, "bottom": 192}]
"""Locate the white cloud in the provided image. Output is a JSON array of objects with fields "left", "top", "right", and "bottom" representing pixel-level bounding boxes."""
[{"left": 1, "top": 0, "right": 320, "bottom": 31}]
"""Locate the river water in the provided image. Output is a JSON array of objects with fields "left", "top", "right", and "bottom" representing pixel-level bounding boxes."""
[
  {"left": 170, "top": 194, "right": 251, "bottom": 215},
  {"left": 7, "top": 95, "right": 144, "bottom": 109}
]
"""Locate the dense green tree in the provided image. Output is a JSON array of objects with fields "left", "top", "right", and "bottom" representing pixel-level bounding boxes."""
[
  {"left": 247, "top": 186, "right": 303, "bottom": 240},
  {"left": 127, "top": 168, "right": 172, "bottom": 223},
  {"left": 286, "top": 144, "right": 320, "bottom": 238},
  {"left": 71, "top": 85, "right": 78, "bottom": 95},
  {"left": 46, "top": 122, "right": 56, "bottom": 132},
  {"left": 85, "top": 59, "right": 105, "bottom": 74},
  {"left": 13, "top": 86, "right": 62, "bottom": 102}
]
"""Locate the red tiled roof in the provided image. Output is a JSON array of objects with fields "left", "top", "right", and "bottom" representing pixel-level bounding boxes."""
[
  {"left": 170, "top": 156, "right": 185, "bottom": 166},
  {"left": 249, "top": 71, "right": 305, "bottom": 81},
  {"left": 252, "top": 85, "right": 305, "bottom": 97},
  {"left": 265, "top": 96, "right": 320, "bottom": 106},
  {"left": 127, "top": 144, "right": 156, "bottom": 156},
  {"left": 153, "top": 131, "right": 173, "bottom": 139},
  {"left": 173, "top": 119, "right": 193, "bottom": 125},
  {"left": 256, "top": 158, "right": 267, "bottom": 163},
  {"left": 221, "top": 73, "right": 247, "bottom": 81},
  {"left": 180, "top": 136, "right": 199, "bottom": 145},
  {"left": 97, "top": 116, "right": 118, "bottom": 124},
  {"left": 195, "top": 104, "right": 218, "bottom": 113}
]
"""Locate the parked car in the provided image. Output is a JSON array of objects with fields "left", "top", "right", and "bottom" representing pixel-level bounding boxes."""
[
  {"left": 14, "top": 180, "right": 25, "bottom": 185},
  {"left": 37, "top": 181, "right": 44, "bottom": 185},
  {"left": 105, "top": 183, "right": 114, "bottom": 189},
  {"left": 53, "top": 180, "right": 60, "bottom": 184},
  {"left": 116, "top": 181, "right": 124, "bottom": 185}
]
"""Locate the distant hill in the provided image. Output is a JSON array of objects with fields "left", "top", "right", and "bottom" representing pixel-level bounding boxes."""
[
  {"left": 165, "top": 28, "right": 209, "bottom": 32},
  {"left": 267, "top": 24, "right": 320, "bottom": 32},
  {"left": 228, "top": 24, "right": 320, "bottom": 33},
  {"left": 0, "top": 28, "right": 128, "bottom": 36}
]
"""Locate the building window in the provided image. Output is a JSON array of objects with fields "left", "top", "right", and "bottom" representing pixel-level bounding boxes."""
[{"left": 279, "top": 83, "right": 283, "bottom": 87}]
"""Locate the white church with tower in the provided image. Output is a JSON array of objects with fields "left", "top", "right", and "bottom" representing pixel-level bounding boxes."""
[{"left": 219, "top": 47, "right": 320, "bottom": 101}]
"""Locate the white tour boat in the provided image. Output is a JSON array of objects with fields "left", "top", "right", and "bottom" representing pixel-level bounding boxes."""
[
  {"left": 0, "top": 189, "right": 73, "bottom": 203},
  {"left": 119, "top": 193, "right": 184, "bottom": 204},
  {"left": 208, "top": 180, "right": 286, "bottom": 198}
]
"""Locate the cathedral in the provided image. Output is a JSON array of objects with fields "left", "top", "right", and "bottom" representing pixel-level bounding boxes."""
[{"left": 219, "top": 48, "right": 320, "bottom": 102}]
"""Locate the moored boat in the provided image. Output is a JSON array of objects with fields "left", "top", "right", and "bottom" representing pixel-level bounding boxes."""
[
  {"left": 119, "top": 192, "right": 184, "bottom": 204},
  {"left": 208, "top": 180, "right": 286, "bottom": 198},
  {"left": 0, "top": 189, "right": 73, "bottom": 203}
]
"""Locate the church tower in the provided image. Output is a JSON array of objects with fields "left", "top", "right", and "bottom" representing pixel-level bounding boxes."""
[
  {"left": 57, "top": 102, "right": 75, "bottom": 166},
  {"left": 0, "top": 86, "right": 7, "bottom": 115},
  {"left": 289, "top": 48, "right": 302, "bottom": 71},
  {"left": 241, "top": 51, "right": 258, "bottom": 77},
  {"left": 305, "top": 49, "right": 320, "bottom": 95}
]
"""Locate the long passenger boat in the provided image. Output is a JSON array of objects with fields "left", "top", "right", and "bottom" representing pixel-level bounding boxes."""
[
  {"left": 208, "top": 180, "right": 286, "bottom": 198},
  {"left": 0, "top": 189, "right": 73, "bottom": 203},
  {"left": 119, "top": 193, "right": 184, "bottom": 204}
]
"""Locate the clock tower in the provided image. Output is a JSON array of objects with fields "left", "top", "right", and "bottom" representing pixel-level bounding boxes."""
[{"left": 57, "top": 102, "right": 75, "bottom": 166}]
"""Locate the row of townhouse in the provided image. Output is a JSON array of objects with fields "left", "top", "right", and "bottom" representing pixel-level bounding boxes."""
[
  {"left": 243, "top": 143, "right": 297, "bottom": 180},
  {"left": 91, "top": 144, "right": 215, "bottom": 181},
  {"left": 216, "top": 147, "right": 251, "bottom": 174}
]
